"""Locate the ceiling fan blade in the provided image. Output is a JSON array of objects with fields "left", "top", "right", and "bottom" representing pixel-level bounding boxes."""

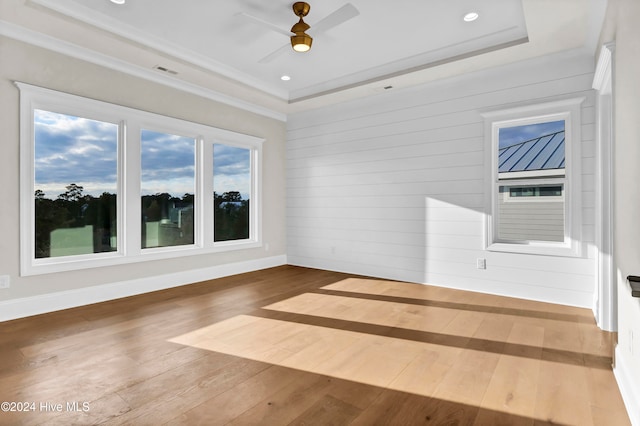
[
  {"left": 236, "top": 12, "right": 293, "bottom": 37},
  {"left": 258, "top": 43, "right": 290, "bottom": 64},
  {"left": 312, "top": 3, "right": 359, "bottom": 35}
]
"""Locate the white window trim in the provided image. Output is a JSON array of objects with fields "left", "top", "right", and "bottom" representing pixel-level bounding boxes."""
[
  {"left": 481, "top": 97, "right": 584, "bottom": 257},
  {"left": 498, "top": 169, "right": 565, "bottom": 180},
  {"left": 18, "top": 82, "right": 264, "bottom": 276}
]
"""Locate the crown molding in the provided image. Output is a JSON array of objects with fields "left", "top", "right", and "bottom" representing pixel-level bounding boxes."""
[
  {"left": 593, "top": 42, "right": 615, "bottom": 92},
  {"left": 0, "top": 20, "right": 287, "bottom": 122},
  {"left": 29, "top": 0, "right": 289, "bottom": 101}
]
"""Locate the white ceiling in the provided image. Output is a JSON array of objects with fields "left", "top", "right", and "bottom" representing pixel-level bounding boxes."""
[{"left": 0, "top": 0, "right": 606, "bottom": 116}]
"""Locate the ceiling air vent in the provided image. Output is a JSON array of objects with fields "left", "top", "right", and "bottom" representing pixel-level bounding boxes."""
[{"left": 153, "top": 65, "right": 178, "bottom": 75}]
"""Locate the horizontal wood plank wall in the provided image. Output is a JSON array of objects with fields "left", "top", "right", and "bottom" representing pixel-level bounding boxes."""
[{"left": 286, "top": 50, "right": 597, "bottom": 308}]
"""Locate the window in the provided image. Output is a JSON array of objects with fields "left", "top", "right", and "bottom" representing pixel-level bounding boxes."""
[
  {"left": 34, "top": 110, "right": 119, "bottom": 258},
  {"left": 481, "top": 98, "right": 584, "bottom": 256},
  {"left": 213, "top": 144, "right": 252, "bottom": 242},
  {"left": 141, "top": 130, "right": 196, "bottom": 249},
  {"left": 19, "top": 83, "right": 263, "bottom": 275}
]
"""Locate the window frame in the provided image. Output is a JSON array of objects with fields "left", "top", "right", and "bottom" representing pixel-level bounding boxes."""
[
  {"left": 481, "top": 98, "right": 584, "bottom": 257},
  {"left": 212, "top": 143, "right": 257, "bottom": 245},
  {"left": 18, "top": 82, "right": 263, "bottom": 276}
]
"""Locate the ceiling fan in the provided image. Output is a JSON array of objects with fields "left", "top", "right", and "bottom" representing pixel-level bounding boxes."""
[{"left": 239, "top": 2, "right": 360, "bottom": 63}]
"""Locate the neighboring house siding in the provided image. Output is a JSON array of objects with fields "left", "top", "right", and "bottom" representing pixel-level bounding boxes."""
[
  {"left": 497, "top": 197, "right": 565, "bottom": 242},
  {"left": 286, "top": 50, "right": 596, "bottom": 307}
]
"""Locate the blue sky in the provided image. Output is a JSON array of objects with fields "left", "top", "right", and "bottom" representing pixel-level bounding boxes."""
[
  {"left": 34, "top": 111, "right": 251, "bottom": 199},
  {"left": 140, "top": 129, "right": 195, "bottom": 197},
  {"left": 214, "top": 144, "right": 251, "bottom": 200},
  {"left": 34, "top": 110, "right": 118, "bottom": 198},
  {"left": 498, "top": 120, "right": 565, "bottom": 149}
]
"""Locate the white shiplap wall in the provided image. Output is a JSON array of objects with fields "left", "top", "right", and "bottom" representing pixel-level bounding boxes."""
[{"left": 287, "top": 49, "right": 597, "bottom": 308}]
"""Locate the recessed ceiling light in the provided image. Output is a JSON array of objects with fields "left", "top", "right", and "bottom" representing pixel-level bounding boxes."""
[
  {"left": 110, "top": 0, "right": 125, "bottom": 4},
  {"left": 463, "top": 12, "right": 479, "bottom": 22},
  {"left": 281, "top": 75, "right": 291, "bottom": 81}
]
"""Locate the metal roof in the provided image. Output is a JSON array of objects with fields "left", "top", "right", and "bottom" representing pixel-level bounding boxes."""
[{"left": 498, "top": 130, "right": 565, "bottom": 173}]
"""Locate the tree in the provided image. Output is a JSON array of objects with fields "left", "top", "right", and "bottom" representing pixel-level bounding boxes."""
[
  {"left": 222, "top": 191, "right": 242, "bottom": 202},
  {"left": 144, "top": 200, "right": 162, "bottom": 221},
  {"left": 34, "top": 186, "right": 117, "bottom": 258},
  {"left": 182, "top": 193, "right": 194, "bottom": 204},
  {"left": 214, "top": 191, "right": 249, "bottom": 241},
  {"left": 58, "top": 183, "right": 84, "bottom": 202}
]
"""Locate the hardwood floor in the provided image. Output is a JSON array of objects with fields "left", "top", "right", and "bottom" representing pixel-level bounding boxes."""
[{"left": 0, "top": 266, "right": 630, "bottom": 425}]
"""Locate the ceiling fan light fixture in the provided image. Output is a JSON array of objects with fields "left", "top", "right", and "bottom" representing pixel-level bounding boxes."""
[{"left": 291, "top": 34, "right": 313, "bottom": 52}]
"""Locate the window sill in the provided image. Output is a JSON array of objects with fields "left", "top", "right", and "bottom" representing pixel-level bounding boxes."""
[
  {"left": 486, "top": 241, "right": 582, "bottom": 258},
  {"left": 22, "top": 240, "right": 262, "bottom": 276}
]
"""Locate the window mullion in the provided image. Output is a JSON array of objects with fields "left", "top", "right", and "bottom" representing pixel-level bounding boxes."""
[
  {"left": 198, "top": 137, "right": 213, "bottom": 249},
  {"left": 251, "top": 147, "right": 260, "bottom": 242},
  {"left": 124, "top": 121, "right": 142, "bottom": 257}
]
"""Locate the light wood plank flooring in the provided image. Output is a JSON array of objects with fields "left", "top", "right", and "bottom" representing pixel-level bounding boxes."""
[{"left": 0, "top": 266, "right": 630, "bottom": 425}]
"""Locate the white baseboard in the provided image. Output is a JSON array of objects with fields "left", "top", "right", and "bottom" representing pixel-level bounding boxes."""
[
  {"left": 289, "top": 257, "right": 593, "bottom": 309},
  {"left": 0, "top": 255, "right": 287, "bottom": 322},
  {"left": 614, "top": 345, "right": 640, "bottom": 426}
]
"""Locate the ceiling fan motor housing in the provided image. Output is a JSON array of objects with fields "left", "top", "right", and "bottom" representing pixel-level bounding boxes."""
[{"left": 292, "top": 2, "right": 311, "bottom": 17}]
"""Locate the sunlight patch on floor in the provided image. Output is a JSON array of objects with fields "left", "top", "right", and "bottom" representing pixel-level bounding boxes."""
[{"left": 168, "top": 278, "right": 618, "bottom": 425}]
